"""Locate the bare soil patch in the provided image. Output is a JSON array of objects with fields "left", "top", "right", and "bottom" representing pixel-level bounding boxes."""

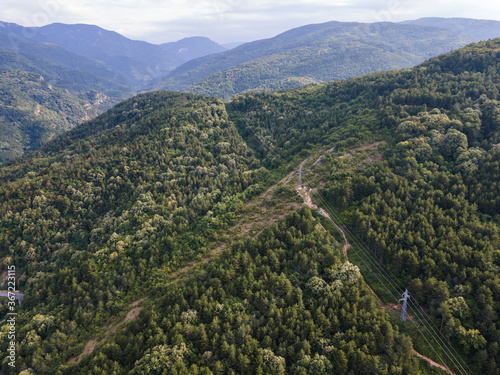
[
  {"left": 413, "top": 349, "right": 456, "bottom": 374},
  {"left": 68, "top": 299, "right": 144, "bottom": 364}
]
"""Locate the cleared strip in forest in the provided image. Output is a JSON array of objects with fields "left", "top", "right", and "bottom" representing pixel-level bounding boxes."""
[
  {"left": 298, "top": 186, "right": 351, "bottom": 261},
  {"left": 413, "top": 349, "right": 456, "bottom": 374},
  {"left": 227, "top": 94, "right": 466, "bottom": 373},
  {"left": 68, "top": 299, "right": 144, "bottom": 364},
  {"left": 301, "top": 172, "right": 471, "bottom": 375},
  {"left": 291, "top": 148, "right": 470, "bottom": 375}
]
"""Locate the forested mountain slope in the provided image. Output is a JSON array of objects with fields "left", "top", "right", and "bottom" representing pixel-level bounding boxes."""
[
  {"left": 0, "top": 48, "right": 129, "bottom": 97},
  {"left": 154, "top": 19, "right": 494, "bottom": 98},
  {"left": 0, "top": 47, "right": 130, "bottom": 164},
  {"left": 92, "top": 208, "right": 419, "bottom": 374},
  {"left": 0, "top": 25, "right": 137, "bottom": 163},
  {"left": 0, "top": 68, "right": 112, "bottom": 163},
  {"left": 229, "top": 38, "right": 500, "bottom": 374},
  {"left": 1, "top": 39, "right": 500, "bottom": 374},
  {"left": 0, "top": 93, "right": 424, "bottom": 374},
  {"left": 0, "top": 91, "right": 270, "bottom": 373}
]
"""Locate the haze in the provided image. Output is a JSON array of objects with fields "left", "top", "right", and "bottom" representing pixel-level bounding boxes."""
[{"left": 2, "top": 0, "right": 500, "bottom": 44}]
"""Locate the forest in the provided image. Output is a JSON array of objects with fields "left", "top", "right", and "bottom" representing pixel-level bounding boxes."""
[
  {"left": 157, "top": 20, "right": 478, "bottom": 99},
  {"left": 0, "top": 38, "right": 499, "bottom": 374},
  {"left": 229, "top": 38, "right": 500, "bottom": 374}
]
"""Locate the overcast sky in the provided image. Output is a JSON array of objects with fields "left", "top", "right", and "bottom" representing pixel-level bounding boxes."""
[{"left": 2, "top": 0, "right": 500, "bottom": 44}]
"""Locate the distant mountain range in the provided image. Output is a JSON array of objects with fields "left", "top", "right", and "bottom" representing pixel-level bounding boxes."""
[
  {"left": 1, "top": 17, "right": 500, "bottom": 163},
  {"left": 155, "top": 18, "right": 500, "bottom": 98},
  {"left": 0, "top": 21, "right": 226, "bottom": 85}
]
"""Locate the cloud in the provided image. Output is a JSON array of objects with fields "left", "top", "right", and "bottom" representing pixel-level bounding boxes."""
[{"left": 1, "top": 0, "right": 500, "bottom": 44}]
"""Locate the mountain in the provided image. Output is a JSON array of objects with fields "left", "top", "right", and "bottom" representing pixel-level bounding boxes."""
[
  {"left": 3, "top": 18, "right": 499, "bottom": 164},
  {"left": 0, "top": 26, "right": 128, "bottom": 85},
  {"left": 228, "top": 38, "right": 500, "bottom": 373},
  {"left": 0, "top": 21, "right": 226, "bottom": 84},
  {"left": 0, "top": 30, "right": 134, "bottom": 163},
  {"left": 0, "top": 21, "right": 227, "bottom": 163},
  {"left": 154, "top": 20, "right": 479, "bottom": 98},
  {"left": 401, "top": 17, "right": 500, "bottom": 41},
  {"left": 0, "top": 47, "right": 128, "bottom": 96},
  {"left": 0, "top": 90, "right": 419, "bottom": 375},
  {"left": 1, "top": 39, "right": 500, "bottom": 374},
  {"left": 0, "top": 46, "right": 132, "bottom": 164}
]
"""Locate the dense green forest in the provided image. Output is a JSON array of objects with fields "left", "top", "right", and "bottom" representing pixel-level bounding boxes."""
[
  {"left": 0, "top": 91, "right": 268, "bottom": 373},
  {"left": 229, "top": 38, "right": 500, "bottom": 373},
  {"left": 319, "top": 113, "right": 500, "bottom": 373},
  {"left": 1, "top": 38, "right": 500, "bottom": 374},
  {"left": 32, "top": 208, "right": 421, "bottom": 374}
]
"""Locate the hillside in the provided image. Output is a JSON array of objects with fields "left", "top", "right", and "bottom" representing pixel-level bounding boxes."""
[
  {"left": 0, "top": 68, "right": 117, "bottom": 163},
  {"left": 0, "top": 48, "right": 128, "bottom": 97},
  {"left": 0, "top": 23, "right": 143, "bottom": 163},
  {"left": 0, "top": 89, "right": 424, "bottom": 374},
  {"left": 1, "top": 39, "right": 500, "bottom": 374},
  {"left": 0, "top": 46, "right": 131, "bottom": 164},
  {"left": 229, "top": 38, "right": 500, "bottom": 374},
  {"left": 155, "top": 20, "right": 482, "bottom": 98}
]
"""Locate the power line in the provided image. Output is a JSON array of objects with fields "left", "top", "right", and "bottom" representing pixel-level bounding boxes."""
[
  {"left": 311, "top": 191, "right": 460, "bottom": 370},
  {"left": 312, "top": 191, "right": 459, "bottom": 373},
  {"left": 307, "top": 174, "right": 471, "bottom": 375},
  {"left": 323, "top": 197, "right": 471, "bottom": 375}
]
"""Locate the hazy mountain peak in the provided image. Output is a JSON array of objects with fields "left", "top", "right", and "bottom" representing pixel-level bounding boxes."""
[
  {"left": 0, "top": 20, "right": 226, "bottom": 83},
  {"left": 155, "top": 19, "right": 483, "bottom": 98},
  {"left": 400, "top": 17, "right": 500, "bottom": 41}
]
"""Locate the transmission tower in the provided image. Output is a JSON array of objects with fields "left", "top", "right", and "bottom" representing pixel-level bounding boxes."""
[
  {"left": 298, "top": 166, "right": 302, "bottom": 189},
  {"left": 399, "top": 289, "right": 410, "bottom": 322}
]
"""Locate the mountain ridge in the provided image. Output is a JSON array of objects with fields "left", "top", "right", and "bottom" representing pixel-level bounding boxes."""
[
  {"left": 0, "top": 21, "right": 227, "bottom": 84},
  {"left": 155, "top": 19, "right": 486, "bottom": 98},
  {"left": 2, "top": 17, "right": 500, "bottom": 164},
  {"left": 401, "top": 17, "right": 500, "bottom": 41}
]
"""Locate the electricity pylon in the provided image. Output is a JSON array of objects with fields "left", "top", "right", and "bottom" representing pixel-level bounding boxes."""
[
  {"left": 298, "top": 166, "right": 302, "bottom": 189},
  {"left": 399, "top": 289, "right": 410, "bottom": 322}
]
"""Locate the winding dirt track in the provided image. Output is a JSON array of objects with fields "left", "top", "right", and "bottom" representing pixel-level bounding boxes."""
[
  {"left": 413, "top": 350, "right": 456, "bottom": 374},
  {"left": 299, "top": 186, "right": 351, "bottom": 262}
]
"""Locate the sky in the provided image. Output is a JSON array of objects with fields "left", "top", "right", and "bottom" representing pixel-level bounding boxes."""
[{"left": 2, "top": 0, "right": 500, "bottom": 45}]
